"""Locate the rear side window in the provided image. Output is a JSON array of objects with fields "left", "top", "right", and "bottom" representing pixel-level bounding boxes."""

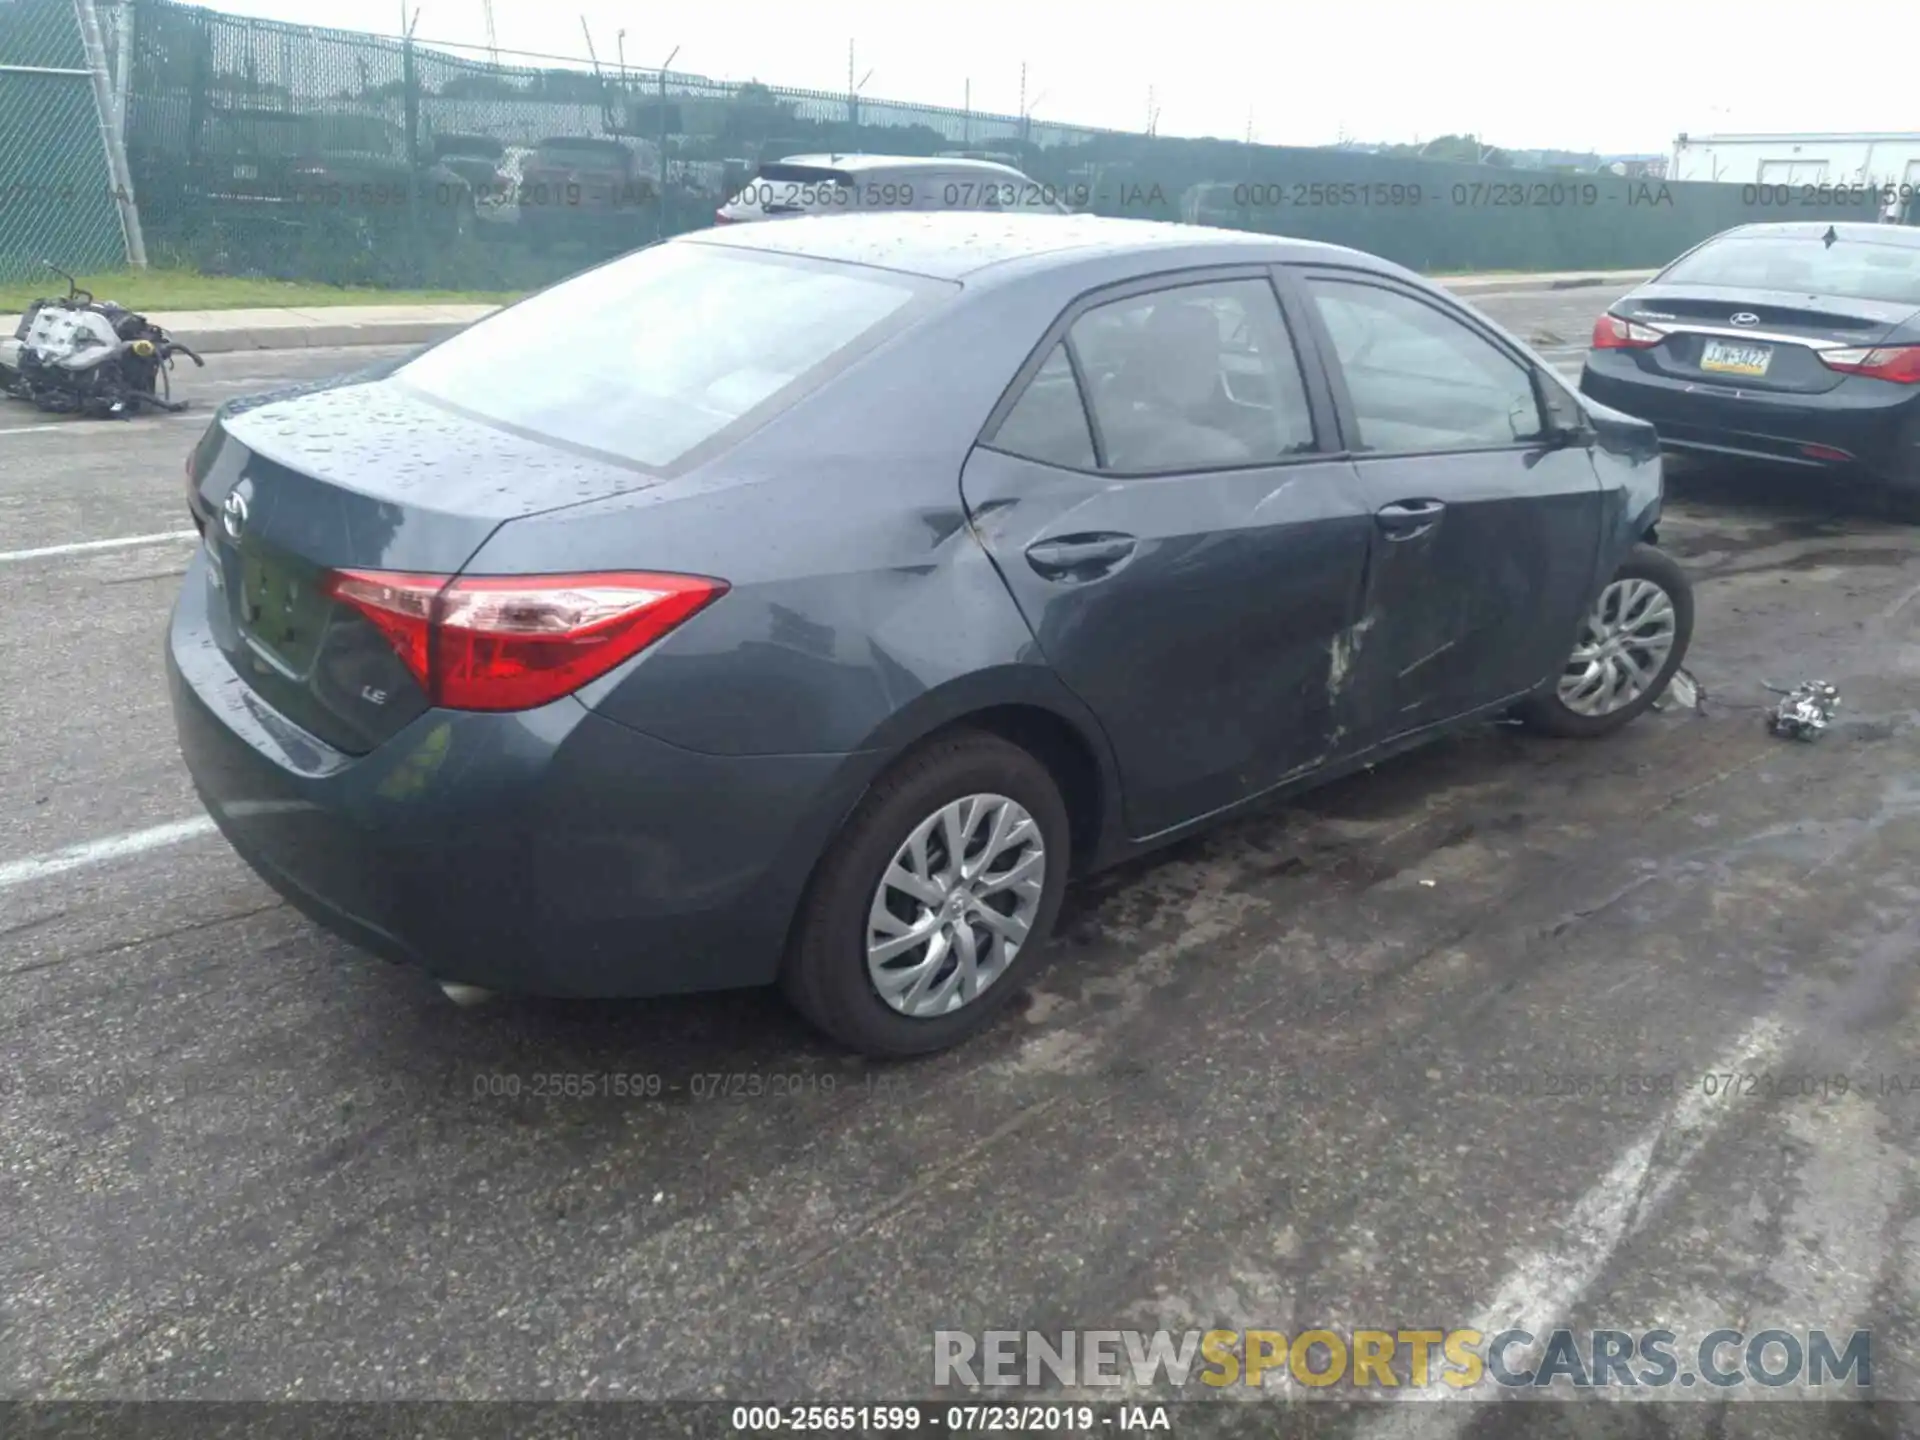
[
  {"left": 397, "top": 243, "right": 944, "bottom": 470},
  {"left": 990, "top": 345, "right": 1096, "bottom": 469},
  {"left": 1659, "top": 233, "right": 1920, "bottom": 305},
  {"left": 1069, "top": 278, "right": 1317, "bottom": 473}
]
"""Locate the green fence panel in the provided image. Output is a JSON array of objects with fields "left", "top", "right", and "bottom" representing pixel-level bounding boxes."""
[
  {"left": 115, "top": 0, "right": 1884, "bottom": 293},
  {"left": 0, "top": 0, "right": 127, "bottom": 284}
]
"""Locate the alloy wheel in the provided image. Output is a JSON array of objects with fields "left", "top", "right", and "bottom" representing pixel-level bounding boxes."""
[
  {"left": 865, "top": 793, "right": 1046, "bottom": 1018},
  {"left": 1557, "top": 576, "right": 1679, "bottom": 716}
]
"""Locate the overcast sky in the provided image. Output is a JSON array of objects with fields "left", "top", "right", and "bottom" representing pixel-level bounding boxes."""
[{"left": 197, "top": 0, "right": 1914, "bottom": 156}]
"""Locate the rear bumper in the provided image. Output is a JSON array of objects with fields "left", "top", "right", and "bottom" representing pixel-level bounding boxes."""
[
  {"left": 167, "top": 551, "right": 873, "bottom": 998},
  {"left": 1580, "top": 352, "right": 1920, "bottom": 486}
]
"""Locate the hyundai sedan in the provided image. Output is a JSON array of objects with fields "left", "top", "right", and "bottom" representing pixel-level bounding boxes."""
[
  {"left": 169, "top": 213, "right": 1692, "bottom": 1056},
  {"left": 1580, "top": 221, "right": 1920, "bottom": 510}
]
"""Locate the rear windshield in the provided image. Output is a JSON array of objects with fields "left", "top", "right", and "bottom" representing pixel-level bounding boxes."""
[
  {"left": 437, "top": 135, "right": 504, "bottom": 159},
  {"left": 726, "top": 163, "right": 855, "bottom": 212},
  {"left": 757, "top": 163, "right": 855, "bottom": 185},
  {"left": 535, "top": 140, "right": 632, "bottom": 167},
  {"left": 206, "top": 114, "right": 313, "bottom": 156},
  {"left": 1661, "top": 234, "right": 1920, "bottom": 306},
  {"left": 395, "top": 242, "right": 943, "bottom": 469}
]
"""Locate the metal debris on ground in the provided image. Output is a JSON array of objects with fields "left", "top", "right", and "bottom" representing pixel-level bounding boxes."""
[
  {"left": 1766, "top": 681, "right": 1840, "bottom": 741},
  {"left": 1654, "top": 667, "right": 1703, "bottom": 713}
]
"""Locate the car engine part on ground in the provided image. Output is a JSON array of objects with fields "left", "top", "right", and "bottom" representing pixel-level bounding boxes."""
[
  {"left": 1767, "top": 681, "right": 1841, "bottom": 741},
  {"left": 0, "top": 265, "right": 204, "bottom": 419}
]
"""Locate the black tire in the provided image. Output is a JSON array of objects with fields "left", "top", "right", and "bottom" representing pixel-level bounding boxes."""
[
  {"left": 781, "top": 730, "right": 1071, "bottom": 1058},
  {"left": 1515, "top": 542, "right": 1695, "bottom": 739},
  {"left": 1861, "top": 475, "right": 1920, "bottom": 524}
]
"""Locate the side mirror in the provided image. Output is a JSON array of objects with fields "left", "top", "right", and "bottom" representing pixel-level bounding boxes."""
[{"left": 1534, "top": 368, "right": 1588, "bottom": 444}]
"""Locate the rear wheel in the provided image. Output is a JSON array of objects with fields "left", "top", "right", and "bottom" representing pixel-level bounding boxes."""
[
  {"left": 782, "top": 731, "right": 1069, "bottom": 1057},
  {"left": 1516, "top": 543, "right": 1694, "bottom": 738}
]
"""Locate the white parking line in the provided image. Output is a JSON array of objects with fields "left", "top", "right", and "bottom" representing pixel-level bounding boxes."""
[
  {"left": 0, "top": 530, "right": 198, "bottom": 565},
  {"left": 1354, "top": 1013, "right": 1792, "bottom": 1429},
  {"left": 0, "top": 415, "right": 202, "bottom": 436},
  {"left": 0, "top": 817, "right": 218, "bottom": 893}
]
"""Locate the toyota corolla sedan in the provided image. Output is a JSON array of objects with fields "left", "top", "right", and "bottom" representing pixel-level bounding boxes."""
[
  {"left": 169, "top": 213, "right": 1691, "bottom": 1056},
  {"left": 1580, "top": 221, "right": 1920, "bottom": 511}
]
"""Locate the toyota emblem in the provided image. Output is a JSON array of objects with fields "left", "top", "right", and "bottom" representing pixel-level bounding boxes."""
[
  {"left": 1730, "top": 312, "right": 1760, "bottom": 327},
  {"left": 220, "top": 488, "right": 249, "bottom": 541}
]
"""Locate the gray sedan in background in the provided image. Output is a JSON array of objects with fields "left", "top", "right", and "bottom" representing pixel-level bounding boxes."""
[
  {"left": 168, "top": 213, "right": 1691, "bottom": 1056},
  {"left": 714, "top": 153, "right": 1071, "bottom": 224}
]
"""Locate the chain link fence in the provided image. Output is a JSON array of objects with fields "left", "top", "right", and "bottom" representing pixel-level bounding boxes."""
[
  {"left": 5, "top": 0, "right": 1886, "bottom": 294},
  {"left": 0, "top": 0, "right": 129, "bottom": 284}
]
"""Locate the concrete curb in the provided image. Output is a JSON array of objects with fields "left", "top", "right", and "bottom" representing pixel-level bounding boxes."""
[
  {"left": 0, "top": 303, "right": 499, "bottom": 357},
  {"left": 1, "top": 272, "right": 1656, "bottom": 354},
  {"left": 1438, "top": 269, "right": 1658, "bottom": 298},
  {"left": 173, "top": 318, "right": 478, "bottom": 355}
]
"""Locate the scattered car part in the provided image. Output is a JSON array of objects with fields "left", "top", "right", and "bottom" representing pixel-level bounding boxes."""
[
  {"left": 1767, "top": 680, "right": 1841, "bottom": 740},
  {"left": 0, "top": 262, "right": 205, "bottom": 419}
]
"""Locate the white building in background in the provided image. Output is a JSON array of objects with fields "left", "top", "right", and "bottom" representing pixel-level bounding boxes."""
[{"left": 1671, "top": 132, "right": 1920, "bottom": 191}]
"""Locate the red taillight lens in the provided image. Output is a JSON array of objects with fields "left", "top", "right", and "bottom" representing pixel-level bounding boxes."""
[
  {"left": 1817, "top": 344, "right": 1920, "bottom": 384},
  {"left": 713, "top": 209, "right": 734, "bottom": 225},
  {"left": 1592, "top": 313, "right": 1662, "bottom": 350},
  {"left": 324, "top": 570, "right": 728, "bottom": 712}
]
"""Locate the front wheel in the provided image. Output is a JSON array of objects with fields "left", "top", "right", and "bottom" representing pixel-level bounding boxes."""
[
  {"left": 1515, "top": 543, "right": 1694, "bottom": 738},
  {"left": 781, "top": 731, "right": 1070, "bottom": 1057}
]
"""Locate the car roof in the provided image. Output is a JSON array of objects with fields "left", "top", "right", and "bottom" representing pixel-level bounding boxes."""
[
  {"left": 681, "top": 210, "right": 1401, "bottom": 284},
  {"left": 775, "top": 153, "right": 1033, "bottom": 180},
  {"left": 1725, "top": 220, "right": 1920, "bottom": 248}
]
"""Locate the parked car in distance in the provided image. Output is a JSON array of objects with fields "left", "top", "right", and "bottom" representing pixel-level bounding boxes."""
[
  {"left": 430, "top": 132, "right": 506, "bottom": 192},
  {"left": 714, "top": 153, "right": 1072, "bottom": 224},
  {"left": 518, "top": 135, "right": 654, "bottom": 248},
  {"left": 170, "top": 213, "right": 1690, "bottom": 1057},
  {"left": 1581, "top": 221, "right": 1920, "bottom": 512},
  {"left": 475, "top": 144, "right": 535, "bottom": 231},
  {"left": 189, "top": 108, "right": 475, "bottom": 240}
]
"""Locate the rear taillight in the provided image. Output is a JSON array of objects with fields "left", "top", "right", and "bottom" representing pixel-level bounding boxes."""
[
  {"left": 1817, "top": 344, "right": 1920, "bottom": 384},
  {"left": 324, "top": 570, "right": 728, "bottom": 712},
  {"left": 713, "top": 209, "right": 734, "bottom": 225},
  {"left": 1592, "top": 313, "right": 1662, "bottom": 350}
]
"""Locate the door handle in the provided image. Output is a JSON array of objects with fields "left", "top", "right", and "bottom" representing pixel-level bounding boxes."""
[
  {"left": 1376, "top": 499, "right": 1446, "bottom": 540},
  {"left": 1025, "top": 532, "right": 1138, "bottom": 581}
]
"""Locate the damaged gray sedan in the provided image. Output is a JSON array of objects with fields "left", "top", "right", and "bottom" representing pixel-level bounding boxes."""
[{"left": 169, "top": 212, "right": 1692, "bottom": 1058}]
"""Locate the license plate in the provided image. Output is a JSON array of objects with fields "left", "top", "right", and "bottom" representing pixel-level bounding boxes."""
[
  {"left": 240, "top": 552, "right": 316, "bottom": 662},
  {"left": 1701, "top": 339, "right": 1773, "bottom": 376}
]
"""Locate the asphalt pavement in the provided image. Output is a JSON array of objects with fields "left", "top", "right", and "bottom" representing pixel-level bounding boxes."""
[{"left": 3, "top": 286, "right": 1920, "bottom": 1435}]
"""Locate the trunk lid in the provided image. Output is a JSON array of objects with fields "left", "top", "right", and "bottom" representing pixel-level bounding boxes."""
[
  {"left": 188, "top": 373, "right": 669, "bottom": 754},
  {"left": 1615, "top": 284, "right": 1920, "bottom": 395}
]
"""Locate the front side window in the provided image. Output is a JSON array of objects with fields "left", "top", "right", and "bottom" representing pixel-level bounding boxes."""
[
  {"left": 1068, "top": 278, "right": 1316, "bottom": 473},
  {"left": 398, "top": 242, "right": 944, "bottom": 469},
  {"left": 1306, "top": 278, "right": 1544, "bottom": 451}
]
